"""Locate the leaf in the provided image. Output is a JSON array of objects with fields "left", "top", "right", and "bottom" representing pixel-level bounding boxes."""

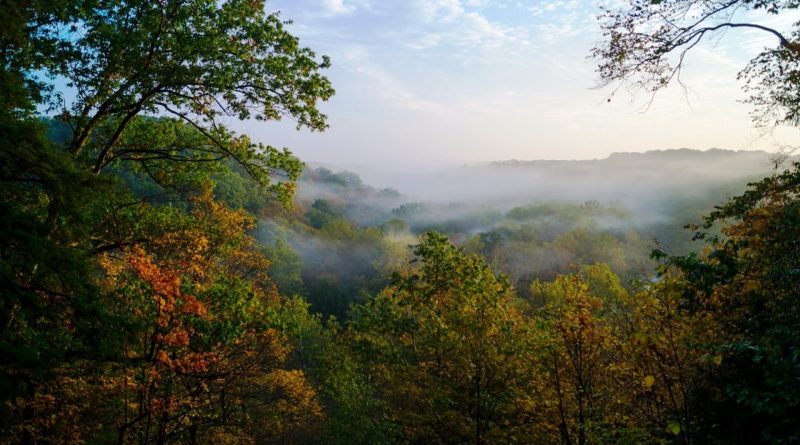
[
  {"left": 713, "top": 354, "right": 723, "bottom": 366},
  {"left": 667, "top": 421, "right": 681, "bottom": 436},
  {"left": 643, "top": 375, "right": 656, "bottom": 389}
]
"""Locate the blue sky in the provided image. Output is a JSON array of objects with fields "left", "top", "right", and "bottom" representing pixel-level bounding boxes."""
[{"left": 240, "top": 0, "right": 800, "bottom": 178}]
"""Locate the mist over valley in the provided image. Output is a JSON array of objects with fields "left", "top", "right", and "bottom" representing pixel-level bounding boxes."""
[{"left": 255, "top": 148, "right": 787, "bottom": 316}]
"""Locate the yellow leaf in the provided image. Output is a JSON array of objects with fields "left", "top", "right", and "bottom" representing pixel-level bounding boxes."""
[
  {"left": 668, "top": 421, "right": 681, "bottom": 435},
  {"left": 643, "top": 375, "right": 656, "bottom": 388},
  {"left": 713, "top": 354, "right": 723, "bottom": 366}
]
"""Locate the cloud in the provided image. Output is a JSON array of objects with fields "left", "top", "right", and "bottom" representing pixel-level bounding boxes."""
[
  {"left": 320, "top": 0, "right": 355, "bottom": 15},
  {"left": 528, "top": 1, "right": 589, "bottom": 45},
  {"left": 355, "top": 66, "right": 443, "bottom": 112},
  {"left": 406, "top": 0, "right": 532, "bottom": 64},
  {"left": 529, "top": 0, "right": 583, "bottom": 16},
  {"left": 345, "top": 48, "right": 444, "bottom": 112},
  {"left": 420, "top": 0, "right": 465, "bottom": 23}
]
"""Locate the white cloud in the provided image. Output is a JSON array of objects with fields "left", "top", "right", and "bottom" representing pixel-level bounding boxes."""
[
  {"left": 420, "top": 0, "right": 465, "bottom": 23},
  {"left": 320, "top": 0, "right": 355, "bottom": 15},
  {"left": 347, "top": 49, "right": 444, "bottom": 112},
  {"left": 409, "top": 0, "right": 531, "bottom": 61}
]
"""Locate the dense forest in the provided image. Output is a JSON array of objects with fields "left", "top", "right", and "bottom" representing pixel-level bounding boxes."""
[{"left": 2, "top": 1, "right": 800, "bottom": 444}]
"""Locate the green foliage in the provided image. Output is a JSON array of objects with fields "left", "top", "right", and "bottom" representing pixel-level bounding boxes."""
[
  {"left": 253, "top": 183, "right": 414, "bottom": 319},
  {"left": 461, "top": 202, "right": 650, "bottom": 296},
  {"left": 349, "top": 232, "right": 539, "bottom": 444},
  {"left": 307, "top": 198, "right": 343, "bottom": 229},
  {"left": 529, "top": 263, "right": 702, "bottom": 445},
  {"left": 507, "top": 201, "right": 631, "bottom": 222},
  {"left": 0, "top": 0, "right": 332, "bottom": 442},
  {"left": 660, "top": 163, "right": 800, "bottom": 443},
  {"left": 263, "top": 239, "right": 305, "bottom": 296},
  {"left": 6, "top": 0, "right": 332, "bottom": 207}
]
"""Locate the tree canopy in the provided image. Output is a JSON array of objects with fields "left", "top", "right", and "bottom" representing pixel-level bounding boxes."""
[
  {"left": 0, "top": 1, "right": 333, "bottom": 442},
  {"left": 3, "top": 0, "right": 333, "bottom": 202},
  {"left": 593, "top": 0, "right": 800, "bottom": 125}
]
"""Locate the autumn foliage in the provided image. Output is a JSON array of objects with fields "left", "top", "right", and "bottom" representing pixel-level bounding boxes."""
[{"left": 3, "top": 0, "right": 800, "bottom": 443}]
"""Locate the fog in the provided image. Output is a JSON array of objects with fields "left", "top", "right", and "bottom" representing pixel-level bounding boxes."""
[
  {"left": 254, "top": 148, "right": 791, "bottom": 315},
  {"left": 316, "top": 148, "right": 784, "bottom": 226},
  {"left": 289, "top": 148, "right": 792, "bottom": 258}
]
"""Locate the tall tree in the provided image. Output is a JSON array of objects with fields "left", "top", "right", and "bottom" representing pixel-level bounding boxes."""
[
  {"left": 531, "top": 265, "right": 634, "bottom": 445},
  {"left": 350, "top": 232, "right": 540, "bottom": 445},
  {"left": 0, "top": 0, "right": 332, "bottom": 442},
  {"left": 4, "top": 0, "right": 333, "bottom": 206}
]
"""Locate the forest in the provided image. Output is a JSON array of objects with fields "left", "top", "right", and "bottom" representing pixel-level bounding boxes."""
[{"left": 2, "top": 1, "right": 800, "bottom": 444}]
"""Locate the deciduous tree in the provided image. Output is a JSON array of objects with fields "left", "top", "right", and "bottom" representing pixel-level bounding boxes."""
[
  {"left": 350, "top": 232, "right": 540, "bottom": 445},
  {"left": 593, "top": 0, "right": 800, "bottom": 126}
]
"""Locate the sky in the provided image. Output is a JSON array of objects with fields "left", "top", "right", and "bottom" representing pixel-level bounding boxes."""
[{"left": 240, "top": 0, "right": 800, "bottom": 182}]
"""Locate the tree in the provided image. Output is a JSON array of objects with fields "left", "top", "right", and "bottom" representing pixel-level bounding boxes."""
[
  {"left": 593, "top": 0, "right": 800, "bottom": 126},
  {"left": 530, "top": 265, "right": 633, "bottom": 445},
  {"left": 4, "top": 0, "right": 332, "bottom": 206},
  {"left": 656, "top": 163, "right": 800, "bottom": 443},
  {"left": 0, "top": 188, "right": 324, "bottom": 444},
  {"left": 0, "top": 0, "right": 333, "bottom": 441},
  {"left": 349, "top": 232, "right": 540, "bottom": 445},
  {"left": 617, "top": 271, "right": 702, "bottom": 445}
]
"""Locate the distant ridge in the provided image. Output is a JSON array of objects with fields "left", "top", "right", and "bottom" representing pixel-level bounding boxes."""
[
  {"left": 489, "top": 148, "right": 777, "bottom": 167},
  {"left": 390, "top": 148, "right": 795, "bottom": 207}
]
